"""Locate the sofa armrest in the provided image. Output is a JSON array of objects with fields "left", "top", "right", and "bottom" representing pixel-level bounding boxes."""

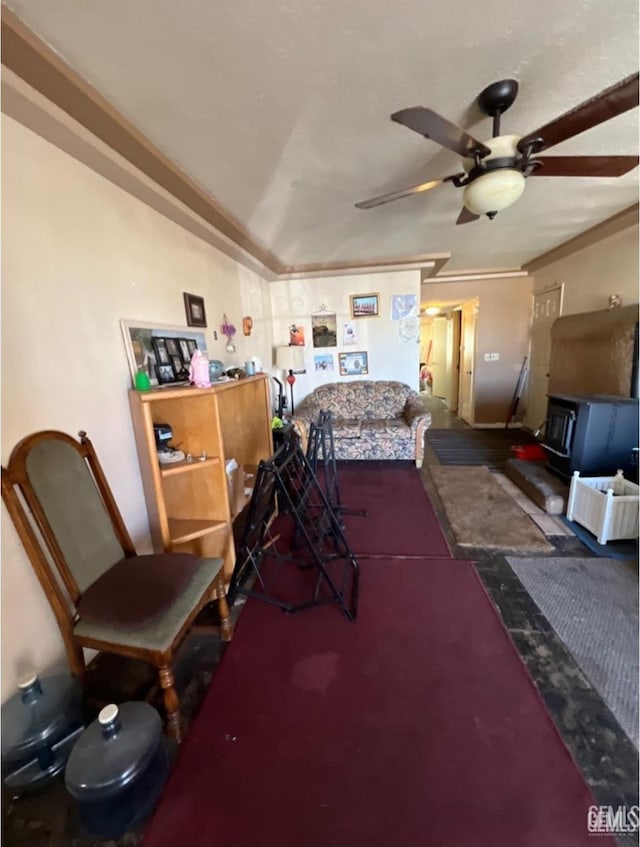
[
  {"left": 292, "top": 403, "right": 316, "bottom": 434},
  {"left": 291, "top": 397, "right": 320, "bottom": 447},
  {"left": 403, "top": 395, "right": 430, "bottom": 432},
  {"left": 403, "top": 396, "right": 431, "bottom": 468}
]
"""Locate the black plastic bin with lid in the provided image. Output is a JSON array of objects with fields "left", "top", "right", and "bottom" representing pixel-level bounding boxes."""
[
  {"left": 65, "top": 702, "right": 170, "bottom": 839},
  {"left": 1, "top": 670, "right": 84, "bottom": 794}
]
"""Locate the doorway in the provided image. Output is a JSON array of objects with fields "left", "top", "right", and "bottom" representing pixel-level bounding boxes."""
[
  {"left": 430, "top": 316, "right": 448, "bottom": 399},
  {"left": 419, "top": 302, "right": 473, "bottom": 427}
]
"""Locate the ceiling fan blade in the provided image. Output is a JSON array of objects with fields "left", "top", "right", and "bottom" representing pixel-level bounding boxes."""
[
  {"left": 531, "top": 155, "right": 639, "bottom": 177},
  {"left": 518, "top": 73, "right": 639, "bottom": 154},
  {"left": 355, "top": 175, "right": 457, "bottom": 209},
  {"left": 391, "top": 107, "right": 492, "bottom": 159},
  {"left": 456, "top": 207, "right": 480, "bottom": 225}
]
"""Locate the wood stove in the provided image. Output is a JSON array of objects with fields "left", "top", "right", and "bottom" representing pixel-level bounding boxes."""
[{"left": 543, "top": 393, "right": 639, "bottom": 481}]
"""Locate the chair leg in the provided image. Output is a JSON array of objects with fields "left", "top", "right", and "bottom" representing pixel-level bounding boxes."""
[
  {"left": 67, "top": 640, "right": 86, "bottom": 679},
  {"left": 158, "top": 664, "right": 182, "bottom": 743},
  {"left": 216, "top": 573, "right": 233, "bottom": 642}
]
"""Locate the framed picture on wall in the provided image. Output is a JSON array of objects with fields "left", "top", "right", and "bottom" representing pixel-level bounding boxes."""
[
  {"left": 339, "top": 351, "right": 369, "bottom": 376},
  {"left": 350, "top": 293, "right": 379, "bottom": 318},
  {"left": 183, "top": 292, "right": 207, "bottom": 327},
  {"left": 312, "top": 313, "right": 337, "bottom": 348},
  {"left": 314, "top": 353, "right": 334, "bottom": 372}
]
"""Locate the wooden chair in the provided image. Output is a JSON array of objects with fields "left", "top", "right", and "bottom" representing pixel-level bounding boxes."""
[{"left": 1, "top": 430, "right": 233, "bottom": 742}]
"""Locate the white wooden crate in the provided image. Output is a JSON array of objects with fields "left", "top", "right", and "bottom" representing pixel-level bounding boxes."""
[{"left": 566, "top": 471, "right": 639, "bottom": 545}]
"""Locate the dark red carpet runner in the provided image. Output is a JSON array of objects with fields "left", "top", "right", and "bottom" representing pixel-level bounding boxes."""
[
  {"left": 145, "top": 555, "right": 611, "bottom": 845},
  {"left": 337, "top": 462, "right": 451, "bottom": 558}
]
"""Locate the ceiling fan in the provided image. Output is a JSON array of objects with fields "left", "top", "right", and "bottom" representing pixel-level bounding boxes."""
[{"left": 355, "top": 73, "right": 639, "bottom": 224}]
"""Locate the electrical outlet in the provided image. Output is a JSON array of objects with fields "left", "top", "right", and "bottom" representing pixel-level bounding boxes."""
[{"left": 484, "top": 352, "right": 500, "bottom": 362}]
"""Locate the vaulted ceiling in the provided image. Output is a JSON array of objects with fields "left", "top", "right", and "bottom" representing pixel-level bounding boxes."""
[{"left": 3, "top": 0, "right": 639, "bottom": 273}]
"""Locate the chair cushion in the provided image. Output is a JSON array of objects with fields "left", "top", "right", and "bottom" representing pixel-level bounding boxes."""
[
  {"left": 74, "top": 555, "right": 225, "bottom": 653},
  {"left": 77, "top": 553, "right": 204, "bottom": 629}
]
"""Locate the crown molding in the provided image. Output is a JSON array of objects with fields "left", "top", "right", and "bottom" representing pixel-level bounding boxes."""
[
  {"left": 422, "top": 268, "right": 528, "bottom": 284},
  {"left": 1, "top": 7, "right": 452, "bottom": 283},
  {"left": 1, "top": 67, "right": 278, "bottom": 280},
  {"left": 1, "top": 6, "right": 285, "bottom": 274},
  {"left": 280, "top": 253, "right": 450, "bottom": 281},
  {"left": 523, "top": 204, "right": 639, "bottom": 273}
]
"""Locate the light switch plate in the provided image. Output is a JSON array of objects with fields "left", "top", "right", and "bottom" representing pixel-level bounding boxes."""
[{"left": 484, "top": 352, "right": 500, "bottom": 361}]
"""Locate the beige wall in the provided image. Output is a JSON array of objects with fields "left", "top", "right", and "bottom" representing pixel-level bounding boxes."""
[
  {"left": 270, "top": 272, "right": 421, "bottom": 402},
  {"left": 422, "top": 276, "right": 534, "bottom": 423},
  {"left": 1, "top": 115, "right": 274, "bottom": 701},
  {"left": 532, "top": 225, "right": 639, "bottom": 315}
]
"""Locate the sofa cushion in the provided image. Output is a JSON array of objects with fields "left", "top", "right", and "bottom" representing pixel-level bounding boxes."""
[
  {"left": 360, "top": 419, "right": 410, "bottom": 437},
  {"left": 333, "top": 419, "right": 362, "bottom": 439}
]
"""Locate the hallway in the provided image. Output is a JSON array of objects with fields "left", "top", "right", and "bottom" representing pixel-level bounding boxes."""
[{"left": 419, "top": 393, "right": 468, "bottom": 430}]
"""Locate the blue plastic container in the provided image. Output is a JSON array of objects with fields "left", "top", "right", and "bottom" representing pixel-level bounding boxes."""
[
  {"left": 1, "top": 671, "right": 84, "bottom": 795},
  {"left": 65, "top": 702, "right": 169, "bottom": 839}
]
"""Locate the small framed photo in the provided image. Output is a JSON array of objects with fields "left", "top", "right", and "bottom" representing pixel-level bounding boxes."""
[
  {"left": 339, "top": 351, "right": 368, "bottom": 376},
  {"left": 156, "top": 363, "right": 177, "bottom": 384},
  {"left": 152, "top": 337, "right": 170, "bottom": 365},
  {"left": 171, "top": 355, "right": 187, "bottom": 379},
  {"left": 165, "top": 337, "right": 180, "bottom": 357},
  {"left": 178, "top": 338, "right": 192, "bottom": 364},
  {"left": 350, "top": 293, "right": 379, "bottom": 318},
  {"left": 186, "top": 338, "right": 198, "bottom": 356},
  {"left": 183, "top": 292, "right": 207, "bottom": 327}
]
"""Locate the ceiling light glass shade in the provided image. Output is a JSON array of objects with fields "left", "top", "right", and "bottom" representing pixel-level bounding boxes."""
[
  {"left": 462, "top": 169, "right": 526, "bottom": 215},
  {"left": 424, "top": 306, "right": 441, "bottom": 316}
]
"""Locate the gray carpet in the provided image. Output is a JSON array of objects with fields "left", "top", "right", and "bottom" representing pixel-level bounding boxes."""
[{"left": 507, "top": 556, "right": 639, "bottom": 747}]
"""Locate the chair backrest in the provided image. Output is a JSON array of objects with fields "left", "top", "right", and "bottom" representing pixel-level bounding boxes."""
[{"left": 2, "top": 431, "right": 136, "bottom": 618}]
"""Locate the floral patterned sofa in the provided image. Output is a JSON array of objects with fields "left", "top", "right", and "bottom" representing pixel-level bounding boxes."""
[{"left": 293, "top": 381, "right": 431, "bottom": 466}]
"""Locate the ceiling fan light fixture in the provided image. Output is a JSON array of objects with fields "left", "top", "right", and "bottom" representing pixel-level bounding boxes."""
[{"left": 462, "top": 168, "right": 526, "bottom": 215}]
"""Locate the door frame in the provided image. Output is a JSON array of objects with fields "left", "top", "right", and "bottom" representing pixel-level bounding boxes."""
[
  {"left": 446, "top": 309, "right": 462, "bottom": 412},
  {"left": 458, "top": 298, "right": 478, "bottom": 425},
  {"left": 524, "top": 283, "right": 564, "bottom": 432}
]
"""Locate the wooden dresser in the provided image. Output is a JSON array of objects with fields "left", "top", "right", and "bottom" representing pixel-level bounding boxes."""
[{"left": 128, "top": 374, "right": 273, "bottom": 582}]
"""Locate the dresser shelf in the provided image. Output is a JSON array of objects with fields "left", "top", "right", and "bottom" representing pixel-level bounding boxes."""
[
  {"left": 160, "top": 457, "right": 220, "bottom": 477},
  {"left": 167, "top": 518, "right": 227, "bottom": 545}
]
